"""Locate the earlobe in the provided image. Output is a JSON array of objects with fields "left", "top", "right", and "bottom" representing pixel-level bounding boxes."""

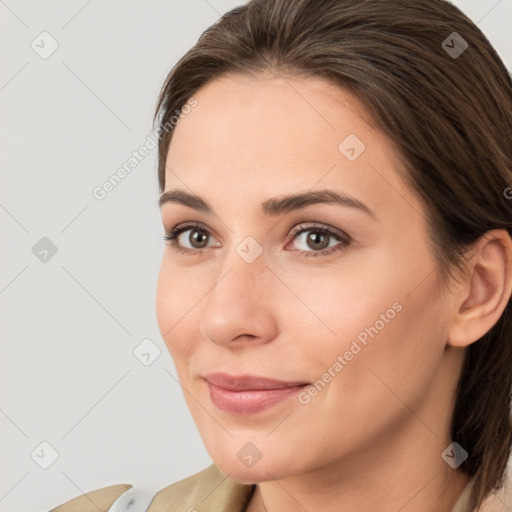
[{"left": 447, "top": 230, "right": 512, "bottom": 348}]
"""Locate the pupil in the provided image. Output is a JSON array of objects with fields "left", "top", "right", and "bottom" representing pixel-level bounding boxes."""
[
  {"left": 309, "top": 231, "right": 328, "bottom": 250},
  {"left": 191, "top": 230, "right": 208, "bottom": 248}
]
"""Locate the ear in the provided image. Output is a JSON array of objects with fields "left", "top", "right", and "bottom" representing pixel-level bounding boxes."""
[{"left": 447, "top": 229, "right": 512, "bottom": 347}]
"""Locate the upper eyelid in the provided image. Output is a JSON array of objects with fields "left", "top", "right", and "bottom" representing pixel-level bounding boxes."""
[{"left": 290, "top": 222, "right": 347, "bottom": 238}]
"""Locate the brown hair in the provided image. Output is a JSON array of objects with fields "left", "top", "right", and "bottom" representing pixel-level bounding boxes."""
[{"left": 153, "top": 0, "right": 512, "bottom": 509}]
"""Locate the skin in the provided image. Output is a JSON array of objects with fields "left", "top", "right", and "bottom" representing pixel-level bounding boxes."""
[{"left": 155, "top": 73, "right": 512, "bottom": 512}]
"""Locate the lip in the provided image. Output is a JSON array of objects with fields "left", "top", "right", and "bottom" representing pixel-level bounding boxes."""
[{"left": 204, "top": 372, "right": 310, "bottom": 414}]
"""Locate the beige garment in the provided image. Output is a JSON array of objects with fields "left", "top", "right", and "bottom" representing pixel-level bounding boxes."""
[
  {"left": 49, "top": 463, "right": 510, "bottom": 512},
  {"left": 48, "top": 465, "right": 254, "bottom": 512}
]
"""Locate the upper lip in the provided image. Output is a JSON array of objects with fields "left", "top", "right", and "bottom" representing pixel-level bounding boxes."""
[{"left": 204, "top": 372, "right": 310, "bottom": 391}]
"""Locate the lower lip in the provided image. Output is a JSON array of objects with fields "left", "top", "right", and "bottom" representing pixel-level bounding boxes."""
[{"left": 206, "top": 381, "right": 308, "bottom": 414}]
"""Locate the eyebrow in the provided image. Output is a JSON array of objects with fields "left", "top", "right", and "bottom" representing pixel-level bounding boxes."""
[{"left": 158, "top": 188, "right": 376, "bottom": 219}]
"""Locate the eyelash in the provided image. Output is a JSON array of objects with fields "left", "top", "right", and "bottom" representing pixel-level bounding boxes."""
[{"left": 163, "top": 222, "right": 351, "bottom": 258}]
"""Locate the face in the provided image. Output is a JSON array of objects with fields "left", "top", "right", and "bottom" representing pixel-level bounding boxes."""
[{"left": 156, "top": 73, "right": 458, "bottom": 483}]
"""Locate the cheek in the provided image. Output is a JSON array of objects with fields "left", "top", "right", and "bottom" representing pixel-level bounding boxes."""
[
  {"left": 156, "top": 256, "right": 200, "bottom": 362},
  {"left": 292, "top": 251, "right": 446, "bottom": 403},
  {"left": 274, "top": 260, "right": 399, "bottom": 351},
  {"left": 328, "top": 274, "right": 448, "bottom": 420}
]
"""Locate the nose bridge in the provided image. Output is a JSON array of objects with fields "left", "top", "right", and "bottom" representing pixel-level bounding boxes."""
[
  {"left": 215, "top": 232, "right": 268, "bottom": 297},
  {"left": 199, "top": 237, "right": 278, "bottom": 346},
  {"left": 212, "top": 235, "right": 268, "bottom": 313}
]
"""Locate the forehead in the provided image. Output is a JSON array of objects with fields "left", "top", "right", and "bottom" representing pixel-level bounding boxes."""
[
  {"left": 167, "top": 73, "right": 375, "bottom": 165},
  {"left": 163, "top": 73, "right": 415, "bottom": 216}
]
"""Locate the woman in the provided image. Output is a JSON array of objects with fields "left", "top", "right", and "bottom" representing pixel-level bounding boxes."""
[{"left": 50, "top": 0, "right": 512, "bottom": 510}]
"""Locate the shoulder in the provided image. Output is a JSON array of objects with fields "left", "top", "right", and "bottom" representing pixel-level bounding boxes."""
[
  {"left": 148, "top": 463, "right": 255, "bottom": 512},
  {"left": 48, "top": 484, "right": 133, "bottom": 512},
  {"left": 48, "top": 465, "right": 254, "bottom": 512},
  {"left": 477, "top": 478, "right": 512, "bottom": 512}
]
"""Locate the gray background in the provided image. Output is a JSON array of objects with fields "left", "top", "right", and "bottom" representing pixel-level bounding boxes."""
[{"left": 1, "top": 1, "right": 511, "bottom": 511}]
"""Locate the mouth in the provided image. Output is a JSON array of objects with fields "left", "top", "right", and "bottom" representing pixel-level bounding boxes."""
[{"left": 203, "top": 372, "right": 310, "bottom": 414}]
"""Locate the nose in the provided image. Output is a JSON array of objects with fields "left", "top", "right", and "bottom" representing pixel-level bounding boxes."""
[{"left": 198, "top": 246, "right": 279, "bottom": 349}]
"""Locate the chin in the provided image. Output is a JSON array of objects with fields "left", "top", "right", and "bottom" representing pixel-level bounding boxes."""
[
  {"left": 211, "top": 451, "right": 294, "bottom": 484},
  {"left": 217, "top": 463, "right": 272, "bottom": 484}
]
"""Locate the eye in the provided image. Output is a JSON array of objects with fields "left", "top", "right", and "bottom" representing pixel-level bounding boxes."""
[
  {"left": 286, "top": 223, "right": 351, "bottom": 258},
  {"left": 163, "top": 222, "right": 351, "bottom": 258},
  {"left": 163, "top": 223, "right": 220, "bottom": 255}
]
